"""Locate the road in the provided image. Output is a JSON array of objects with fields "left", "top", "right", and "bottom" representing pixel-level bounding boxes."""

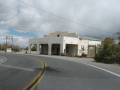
[
  {"left": 0, "top": 54, "right": 120, "bottom": 90},
  {"left": 0, "top": 54, "right": 43, "bottom": 90}
]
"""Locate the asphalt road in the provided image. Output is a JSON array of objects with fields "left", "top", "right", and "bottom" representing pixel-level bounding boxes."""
[
  {"left": 0, "top": 54, "right": 120, "bottom": 90},
  {"left": 0, "top": 54, "right": 42, "bottom": 90}
]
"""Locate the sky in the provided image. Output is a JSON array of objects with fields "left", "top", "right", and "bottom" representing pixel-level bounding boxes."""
[{"left": 0, "top": 0, "right": 120, "bottom": 47}]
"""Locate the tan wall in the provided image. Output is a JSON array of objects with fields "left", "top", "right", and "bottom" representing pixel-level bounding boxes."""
[{"left": 88, "top": 46, "right": 96, "bottom": 58}]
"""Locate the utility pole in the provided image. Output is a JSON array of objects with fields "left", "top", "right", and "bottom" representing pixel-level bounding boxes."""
[
  {"left": 5, "top": 36, "right": 8, "bottom": 53},
  {"left": 0, "top": 36, "right": 1, "bottom": 52},
  {"left": 11, "top": 36, "right": 14, "bottom": 52},
  {"left": 4, "top": 35, "right": 7, "bottom": 56},
  {"left": 3, "top": 35, "right": 14, "bottom": 54}
]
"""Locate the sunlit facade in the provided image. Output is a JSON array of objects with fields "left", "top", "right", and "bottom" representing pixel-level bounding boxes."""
[{"left": 29, "top": 32, "right": 101, "bottom": 57}]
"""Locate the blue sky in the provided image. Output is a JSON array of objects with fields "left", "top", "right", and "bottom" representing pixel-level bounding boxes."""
[{"left": 8, "top": 28, "right": 37, "bottom": 37}]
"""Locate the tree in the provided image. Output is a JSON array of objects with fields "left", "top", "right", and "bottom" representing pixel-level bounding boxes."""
[
  {"left": 103, "top": 37, "right": 113, "bottom": 47},
  {"left": 12, "top": 45, "right": 20, "bottom": 52},
  {"left": 25, "top": 47, "right": 28, "bottom": 50},
  {"left": 116, "top": 32, "right": 120, "bottom": 44},
  {"left": 95, "top": 37, "right": 120, "bottom": 64},
  {"left": 31, "top": 46, "right": 37, "bottom": 51}
]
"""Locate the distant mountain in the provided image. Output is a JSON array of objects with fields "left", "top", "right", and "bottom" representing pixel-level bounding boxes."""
[{"left": 80, "top": 31, "right": 120, "bottom": 40}]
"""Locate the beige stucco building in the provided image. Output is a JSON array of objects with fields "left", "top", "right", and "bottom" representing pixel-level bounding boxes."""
[{"left": 29, "top": 32, "right": 101, "bottom": 57}]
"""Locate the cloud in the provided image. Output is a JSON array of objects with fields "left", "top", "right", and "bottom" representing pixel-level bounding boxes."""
[
  {"left": 0, "top": 0, "right": 17, "bottom": 21},
  {"left": 0, "top": 0, "right": 120, "bottom": 46},
  {"left": 13, "top": 36, "right": 29, "bottom": 47}
]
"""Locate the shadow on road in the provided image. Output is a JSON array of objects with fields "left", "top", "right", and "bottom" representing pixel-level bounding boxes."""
[
  {"left": 45, "top": 66, "right": 61, "bottom": 73},
  {"left": 42, "top": 65, "right": 111, "bottom": 79}
]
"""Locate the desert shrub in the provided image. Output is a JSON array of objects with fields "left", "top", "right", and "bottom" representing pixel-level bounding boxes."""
[
  {"left": 31, "top": 46, "right": 37, "bottom": 51},
  {"left": 95, "top": 44, "right": 120, "bottom": 64},
  {"left": 81, "top": 53, "right": 87, "bottom": 57}
]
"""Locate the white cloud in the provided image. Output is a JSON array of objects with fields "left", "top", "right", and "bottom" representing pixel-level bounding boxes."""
[
  {"left": 13, "top": 36, "right": 29, "bottom": 47},
  {"left": 0, "top": 0, "right": 120, "bottom": 45}
]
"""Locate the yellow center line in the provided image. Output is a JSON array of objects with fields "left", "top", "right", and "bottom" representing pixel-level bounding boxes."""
[{"left": 23, "top": 61, "right": 47, "bottom": 90}]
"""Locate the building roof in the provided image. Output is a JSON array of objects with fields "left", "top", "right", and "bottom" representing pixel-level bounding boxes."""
[{"left": 44, "top": 31, "right": 79, "bottom": 38}]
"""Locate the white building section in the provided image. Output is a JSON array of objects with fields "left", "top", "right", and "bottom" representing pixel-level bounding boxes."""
[
  {"left": 29, "top": 32, "right": 101, "bottom": 57},
  {"left": 6, "top": 48, "right": 12, "bottom": 53}
]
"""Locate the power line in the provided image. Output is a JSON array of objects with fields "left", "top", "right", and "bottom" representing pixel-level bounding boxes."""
[{"left": 0, "top": 35, "right": 14, "bottom": 52}]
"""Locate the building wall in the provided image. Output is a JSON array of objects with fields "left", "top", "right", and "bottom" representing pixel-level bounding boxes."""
[
  {"left": 88, "top": 40, "right": 101, "bottom": 57},
  {"left": 78, "top": 40, "right": 89, "bottom": 56},
  {"left": 63, "top": 37, "right": 80, "bottom": 56},
  {"left": 88, "top": 40, "right": 101, "bottom": 46},
  {"left": 45, "top": 32, "right": 79, "bottom": 38},
  {"left": 29, "top": 37, "right": 63, "bottom": 44},
  {"left": 29, "top": 37, "right": 64, "bottom": 55},
  {"left": 29, "top": 32, "right": 101, "bottom": 57},
  {"left": 63, "top": 37, "right": 79, "bottom": 44},
  {"left": 114, "top": 40, "right": 119, "bottom": 44}
]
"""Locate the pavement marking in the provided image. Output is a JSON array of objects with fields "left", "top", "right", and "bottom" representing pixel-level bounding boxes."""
[
  {"left": 8, "top": 53, "right": 120, "bottom": 78},
  {"left": 83, "top": 63, "right": 120, "bottom": 78},
  {"left": 20, "top": 53, "right": 120, "bottom": 78},
  {"left": 23, "top": 61, "right": 46, "bottom": 90},
  {"left": 0, "top": 64, "right": 34, "bottom": 72}
]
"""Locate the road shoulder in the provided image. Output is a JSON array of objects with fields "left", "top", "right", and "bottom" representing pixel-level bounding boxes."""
[{"left": 27, "top": 54, "right": 120, "bottom": 78}]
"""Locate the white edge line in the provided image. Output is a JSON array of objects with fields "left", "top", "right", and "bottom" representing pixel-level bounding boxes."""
[
  {"left": 83, "top": 63, "right": 120, "bottom": 78},
  {"left": 0, "top": 64, "right": 34, "bottom": 72},
  {"left": 10, "top": 53, "right": 120, "bottom": 78}
]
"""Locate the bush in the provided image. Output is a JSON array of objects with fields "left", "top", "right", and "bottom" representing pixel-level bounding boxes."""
[
  {"left": 95, "top": 44, "right": 120, "bottom": 64},
  {"left": 60, "top": 53, "right": 66, "bottom": 56},
  {"left": 113, "top": 44, "right": 120, "bottom": 64},
  {"left": 12, "top": 45, "right": 21, "bottom": 52},
  {"left": 81, "top": 53, "right": 87, "bottom": 57},
  {"left": 31, "top": 46, "right": 37, "bottom": 51},
  {"left": 95, "top": 37, "right": 120, "bottom": 63}
]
